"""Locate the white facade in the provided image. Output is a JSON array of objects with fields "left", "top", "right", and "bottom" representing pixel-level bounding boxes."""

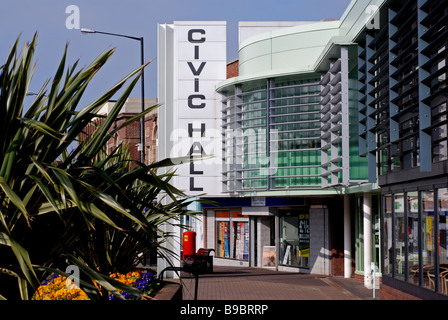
[
  {"left": 157, "top": 21, "right": 227, "bottom": 197},
  {"left": 156, "top": 6, "right": 381, "bottom": 282},
  {"left": 157, "top": 21, "right": 227, "bottom": 277}
]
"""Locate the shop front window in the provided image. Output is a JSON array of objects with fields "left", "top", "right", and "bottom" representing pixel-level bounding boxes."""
[
  {"left": 215, "top": 211, "right": 249, "bottom": 260},
  {"left": 233, "top": 220, "right": 249, "bottom": 260},
  {"left": 383, "top": 195, "right": 393, "bottom": 275},
  {"left": 437, "top": 189, "right": 448, "bottom": 293},
  {"left": 422, "top": 191, "right": 435, "bottom": 290},
  {"left": 280, "top": 210, "right": 309, "bottom": 268},
  {"left": 383, "top": 189, "right": 448, "bottom": 295},
  {"left": 216, "top": 219, "right": 230, "bottom": 258},
  {"left": 407, "top": 191, "right": 419, "bottom": 284},
  {"left": 394, "top": 193, "right": 405, "bottom": 280}
]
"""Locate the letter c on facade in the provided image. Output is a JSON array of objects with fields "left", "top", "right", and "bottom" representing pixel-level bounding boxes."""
[
  {"left": 188, "top": 94, "right": 206, "bottom": 108},
  {"left": 188, "top": 29, "right": 206, "bottom": 43}
]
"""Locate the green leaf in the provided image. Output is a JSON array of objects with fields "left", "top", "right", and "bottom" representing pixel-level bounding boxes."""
[
  {"left": 96, "top": 192, "right": 145, "bottom": 227},
  {"left": 78, "top": 201, "right": 121, "bottom": 230},
  {"left": 0, "top": 233, "right": 38, "bottom": 290},
  {"left": 28, "top": 175, "right": 62, "bottom": 216},
  {"left": 50, "top": 167, "right": 80, "bottom": 205},
  {"left": 18, "top": 277, "right": 29, "bottom": 300},
  {"left": 0, "top": 176, "right": 31, "bottom": 227},
  {"left": 20, "top": 118, "right": 63, "bottom": 140}
]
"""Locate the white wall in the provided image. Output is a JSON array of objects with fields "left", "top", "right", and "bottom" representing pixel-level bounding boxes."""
[
  {"left": 158, "top": 21, "right": 227, "bottom": 198},
  {"left": 309, "top": 205, "right": 331, "bottom": 275},
  {"left": 238, "top": 21, "right": 316, "bottom": 45}
]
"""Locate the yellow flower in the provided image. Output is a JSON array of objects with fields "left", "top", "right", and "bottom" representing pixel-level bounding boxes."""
[{"left": 32, "top": 275, "right": 90, "bottom": 300}]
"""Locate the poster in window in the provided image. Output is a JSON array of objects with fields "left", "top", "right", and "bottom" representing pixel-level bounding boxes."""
[
  {"left": 298, "top": 213, "right": 310, "bottom": 257},
  {"left": 234, "top": 222, "right": 249, "bottom": 260},
  {"left": 224, "top": 222, "right": 229, "bottom": 258},
  {"left": 438, "top": 190, "right": 448, "bottom": 260},
  {"left": 426, "top": 217, "right": 433, "bottom": 251},
  {"left": 262, "top": 246, "right": 276, "bottom": 267},
  {"left": 244, "top": 222, "right": 249, "bottom": 260},
  {"left": 219, "top": 222, "right": 225, "bottom": 257},
  {"left": 234, "top": 222, "right": 243, "bottom": 259},
  {"left": 219, "top": 222, "right": 230, "bottom": 258}
]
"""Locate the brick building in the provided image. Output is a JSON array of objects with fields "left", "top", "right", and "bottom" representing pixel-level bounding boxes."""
[{"left": 79, "top": 97, "right": 158, "bottom": 165}]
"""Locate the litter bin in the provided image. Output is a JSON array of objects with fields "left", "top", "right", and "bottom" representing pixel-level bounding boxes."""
[{"left": 182, "top": 231, "right": 196, "bottom": 261}]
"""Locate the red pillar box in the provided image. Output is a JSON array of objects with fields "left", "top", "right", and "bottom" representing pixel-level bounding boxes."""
[{"left": 182, "top": 231, "right": 196, "bottom": 260}]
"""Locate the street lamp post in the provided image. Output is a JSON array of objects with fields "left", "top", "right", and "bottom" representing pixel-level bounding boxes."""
[{"left": 81, "top": 28, "right": 146, "bottom": 164}]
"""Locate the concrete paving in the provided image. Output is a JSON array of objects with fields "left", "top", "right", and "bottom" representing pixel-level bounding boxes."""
[{"left": 179, "top": 266, "right": 377, "bottom": 300}]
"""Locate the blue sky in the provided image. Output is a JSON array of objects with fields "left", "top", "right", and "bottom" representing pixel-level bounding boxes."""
[{"left": 1, "top": 0, "right": 351, "bottom": 105}]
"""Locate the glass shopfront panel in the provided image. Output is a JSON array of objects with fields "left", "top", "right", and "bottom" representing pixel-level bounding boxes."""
[
  {"left": 422, "top": 191, "right": 435, "bottom": 290},
  {"left": 407, "top": 192, "right": 419, "bottom": 284},
  {"left": 216, "top": 219, "right": 230, "bottom": 258},
  {"left": 394, "top": 193, "right": 405, "bottom": 280},
  {"left": 383, "top": 189, "right": 448, "bottom": 296},
  {"left": 215, "top": 211, "right": 249, "bottom": 260},
  {"left": 233, "top": 220, "right": 249, "bottom": 260},
  {"left": 383, "top": 195, "right": 393, "bottom": 275},
  {"left": 437, "top": 189, "right": 448, "bottom": 293},
  {"left": 279, "top": 210, "right": 309, "bottom": 268}
]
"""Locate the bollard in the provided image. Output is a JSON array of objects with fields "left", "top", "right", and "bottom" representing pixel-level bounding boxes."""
[{"left": 371, "top": 262, "right": 376, "bottom": 299}]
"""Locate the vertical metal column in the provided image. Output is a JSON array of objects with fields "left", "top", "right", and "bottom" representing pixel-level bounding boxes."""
[
  {"left": 417, "top": 0, "right": 432, "bottom": 172},
  {"left": 365, "top": 33, "right": 377, "bottom": 183},
  {"left": 340, "top": 45, "right": 350, "bottom": 186},
  {"left": 388, "top": 8, "right": 399, "bottom": 146},
  {"left": 357, "top": 42, "right": 367, "bottom": 157},
  {"left": 363, "top": 192, "right": 373, "bottom": 288},
  {"left": 344, "top": 194, "right": 352, "bottom": 278},
  {"left": 320, "top": 49, "right": 349, "bottom": 187},
  {"left": 234, "top": 85, "right": 243, "bottom": 191},
  {"left": 320, "top": 68, "right": 331, "bottom": 187},
  {"left": 267, "top": 78, "right": 273, "bottom": 190}
]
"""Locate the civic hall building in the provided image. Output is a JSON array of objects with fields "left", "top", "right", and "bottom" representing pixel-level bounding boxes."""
[{"left": 156, "top": 0, "right": 448, "bottom": 299}]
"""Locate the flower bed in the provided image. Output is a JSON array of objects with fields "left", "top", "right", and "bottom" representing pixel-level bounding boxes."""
[
  {"left": 32, "top": 269, "right": 162, "bottom": 300},
  {"left": 32, "top": 273, "right": 89, "bottom": 300},
  {"left": 108, "top": 269, "right": 162, "bottom": 300}
]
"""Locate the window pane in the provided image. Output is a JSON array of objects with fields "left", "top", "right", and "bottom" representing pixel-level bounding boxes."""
[
  {"left": 281, "top": 215, "right": 299, "bottom": 266},
  {"left": 280, "top": 211, "right": 309, "bottom": 268},
  {"left": 216, "top": 211, "right": 230, "bottom": 258},
  {"left": 233, "top": 221, "right": 249, "bottom": 260},
  {"left": 298, "top": 213, "right": 310, "bottom": 261},
  {"left": 422, "top": 191, "right": 435, "bottom": 290},
  {"left": 407, "top": 192, "right": 419, "bottom": 284},
  {"left": 216, "top": 221, "right": 230, "bottom": 258},
  {"left": 438, "top": 189, "right": 448, "bottom": 265},
  {"left": 383, "top": 195, "right": 393, "bottom": 275},
  {"left": 438, "top": 188, "right": 448, "bottom": 295},
  {"left": 394, "top": 193, "right": 405, "bottom": 280}
]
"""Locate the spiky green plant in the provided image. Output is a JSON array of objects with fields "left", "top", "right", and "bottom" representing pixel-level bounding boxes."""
[{"left": 0, "top": 34, "right": 196, "bottom": 300}]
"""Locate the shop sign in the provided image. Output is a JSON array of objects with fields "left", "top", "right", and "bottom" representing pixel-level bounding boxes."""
[
  {"left": 159, "top": 21, "right": 226, "bottom": 196},
  {"left": 251, "top": 197, "right": 266, "bottom": 207}
]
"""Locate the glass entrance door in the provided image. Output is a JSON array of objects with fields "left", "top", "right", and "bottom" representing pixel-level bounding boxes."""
[{"left": 279, "top": 209, "right": 309, "bottom": 268}]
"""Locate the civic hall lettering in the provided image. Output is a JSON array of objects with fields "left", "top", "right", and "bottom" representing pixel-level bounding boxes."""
[
  {"left": 187, "top": 28, "right": 207, "bottom": 192},
  {"left": 187, "top": 30, "right": 206, "bottom": 109}
]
